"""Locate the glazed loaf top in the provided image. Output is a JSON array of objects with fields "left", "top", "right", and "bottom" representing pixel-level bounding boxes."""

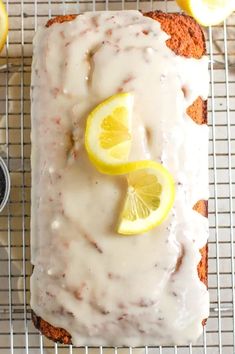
[{"left": 31, "top": 10, "right": 209, "bottom": 346}]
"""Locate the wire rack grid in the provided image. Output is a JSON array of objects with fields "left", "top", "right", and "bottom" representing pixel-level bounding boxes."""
[{"left": 0, "top": 0, "right": 234, "bottom": 353}]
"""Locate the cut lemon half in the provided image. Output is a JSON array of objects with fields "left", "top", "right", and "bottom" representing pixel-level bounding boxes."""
[
  {"left": 176, "top": 0, "right": 235, "bottom": 26},
  {"left": 117, "top": 160, "right": 175, "bottom": 235},
  {"left": 85, "top": 93, "right": 134, "bottom": 173},
  {"left": 0, "top": 0, "right": 8, "bottom": 52}
]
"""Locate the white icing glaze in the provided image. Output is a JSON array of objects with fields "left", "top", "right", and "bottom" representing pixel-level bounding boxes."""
[{"left": 30, "top": 11, "right": 209, "bottom": 346}]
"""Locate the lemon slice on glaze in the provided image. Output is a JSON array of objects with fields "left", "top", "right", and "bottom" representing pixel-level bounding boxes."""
[
  {"left": 176, "top": 0, "right": 235, "bottom": 26},
  {"left": 85, "top": 93, "right": 134, "bottom": 174},
  {"left": 0, "top": 0, "right": 8, "bottom": 52},
  {"left": 117, "top": 160, "right": 175, "bottom": 235}
]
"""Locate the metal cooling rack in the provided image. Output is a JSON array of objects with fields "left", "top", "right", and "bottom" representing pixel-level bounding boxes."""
[{"left": 0, "top": 0, "right": 234, "bottom": 353}]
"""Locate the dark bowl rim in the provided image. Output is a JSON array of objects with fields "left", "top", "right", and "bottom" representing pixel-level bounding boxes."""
[{"left": 0, "top": 157, "right": 11, "bottom": 213}]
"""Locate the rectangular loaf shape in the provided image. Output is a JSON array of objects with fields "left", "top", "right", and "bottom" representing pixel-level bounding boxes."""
[{"left": 31, "top": 10, "right": 209, "bottom": 346}]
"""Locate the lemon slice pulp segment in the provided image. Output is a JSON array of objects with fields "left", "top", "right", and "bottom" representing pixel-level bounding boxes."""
[
  {"left": 0, "top": 0, "right": 8, "bottom": 52},
  {"left": 176, "top": 0, "right": 235, "bottom": 26},
  {"left": 117, "top": 160, "right": 175, "bottom": 235},
  {"left": 85, "top": 93, "right": 134, "bottom": 173}
]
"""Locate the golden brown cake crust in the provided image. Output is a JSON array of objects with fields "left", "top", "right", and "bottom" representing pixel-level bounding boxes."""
[
  {"left": 32, "top": 11, "right": 208, "bottom": 344},
  {"left": 32, "top": 311, "right": 72, "bottom": 344},
  {"left": 46, "top": 14, "right": 77, "bottom": 27},
  {"left": 144, "top": 11, "right": 206, "bottom": 59}
]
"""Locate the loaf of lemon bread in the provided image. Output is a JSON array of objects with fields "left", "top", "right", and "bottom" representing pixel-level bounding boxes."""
[{"left": 31, "top": 10, "right": 209, "bottom": 346}]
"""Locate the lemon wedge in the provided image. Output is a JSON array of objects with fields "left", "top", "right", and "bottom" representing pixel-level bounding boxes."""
[
  {"left": 117, "top": 160, "right": 175, "bottom": 235},
  {"left": 85, "top": 93, "right": 134, "bottom": 174},
  {"left": 85, "top": 94, "right": 175, "bottom": 234},
  {"left": 176, "top": 0, "right": 235, "bottom": 26},
  {"left": 0, "top": 0, "right": 8, "bottom": 52}
]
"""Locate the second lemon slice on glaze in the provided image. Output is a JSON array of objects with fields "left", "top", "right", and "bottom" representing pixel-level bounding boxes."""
[
  {"left": 85, "top": 93, "right": 134, "bottom": 173},
  {"left": 117, "top": 160, "right": 175, "bottom": 235}
]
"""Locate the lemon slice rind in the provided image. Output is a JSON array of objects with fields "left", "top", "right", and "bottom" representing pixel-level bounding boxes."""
[
  {"left": 117, "top": 160, "right": 175, "bottom": 235},
  {"left": 0, "top": 0, "right": 8, "bottom": 52},
  {"left": 176, "top": 0, "right": 235, "bottom": 26}
]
